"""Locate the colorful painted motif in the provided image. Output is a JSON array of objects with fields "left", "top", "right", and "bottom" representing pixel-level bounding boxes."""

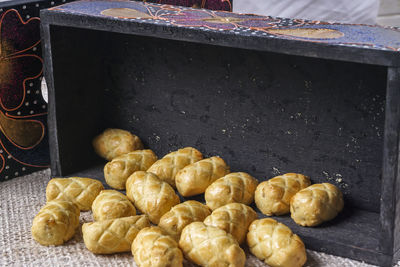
[
  {"left": 157, "top": 9, "right": 281, "bottom": 30},
  {"left": 152, "top": 0, "right": 231, "bottom": 11},
  {"left": 0, "top": 8, "right": 49, "bottom": 180},
  {"left": 51, "top": 0, "right": 400, "bottom": 52}
]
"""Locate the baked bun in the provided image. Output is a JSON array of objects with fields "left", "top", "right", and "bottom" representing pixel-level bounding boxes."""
[
  {"left": 132, "top": 226, "right": 183, "bottom": 267},
  {"left": 126, "top": 171, "right": 180, "bottom": 224},
  {"left": 104, "top": 149, "right": 157, "bottom": 190},
  {"left": 92, "top": 190, "right": 136, "bottom": 221},
  {"left": 158, "top": 200, "right": 211, "bottom": 240},
  {"left": 255, "top": 173, "right": 310, "bottom": 216},
  {"left": 205, "top": 172, "right": 258, "bottom": 210},
  {"left": 247, "top": 218, "right": 307, "bottom": 267},
  {"left": 147, "top": 147, "right": 203, "bottom": 188},
  {"left": 179, "top": 222, "right": 245, "bottom": 267},
  {"left": 175, "top": 157, "right": 230, "bottom": 197},
  {"left": 290, "top": 183, "right": 344, "bottom": 226},
  {"left": 46, "top": 177, "right": 103, "bottom": 211},
  {"left": 82, "top": 215, "right": 149, "bottom": 254},
  {"left": 204, "top": 203, "right": 257, "bottom": 244},
  {"left": 31, "top": 200, "right": 80, "bottom": 246},
  {"left": 93, "top": 128, "right": 143, "bottom": 160}
]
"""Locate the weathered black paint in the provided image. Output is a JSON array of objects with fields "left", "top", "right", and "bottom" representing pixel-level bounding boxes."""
[{"left": 41, "top": 9, "right": 400, "bottom": 267}]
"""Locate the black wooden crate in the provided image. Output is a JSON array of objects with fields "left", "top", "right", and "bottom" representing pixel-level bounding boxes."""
[{"left": 41, "top": 0, "right": 400, "bottom": 265}]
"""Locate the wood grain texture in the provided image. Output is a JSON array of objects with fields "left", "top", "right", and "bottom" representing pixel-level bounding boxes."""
[{"left": 380, "top": 67, "right": 400, "bottom": 256}]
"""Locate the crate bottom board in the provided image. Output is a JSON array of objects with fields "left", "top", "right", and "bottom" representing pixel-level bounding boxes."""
[{"left": 66, "top": 164, "right": 391, "bottom": 266}]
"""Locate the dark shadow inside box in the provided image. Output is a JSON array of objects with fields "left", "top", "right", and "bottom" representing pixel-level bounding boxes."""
[{"left": 49, "top": 25, "right": 389, "bottom": 263}]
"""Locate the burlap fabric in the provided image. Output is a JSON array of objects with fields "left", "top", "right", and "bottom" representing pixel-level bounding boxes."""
[{"left": 0, "top": 169, "right": 389, "bottom": 266}]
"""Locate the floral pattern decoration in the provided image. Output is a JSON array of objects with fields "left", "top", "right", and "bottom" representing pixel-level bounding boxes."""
[
  {"left": 0, "top": 8, "right": 49, "bottom": 180},
  {"left": 157, "top": 9, "right": 282, "bottom": 30}
]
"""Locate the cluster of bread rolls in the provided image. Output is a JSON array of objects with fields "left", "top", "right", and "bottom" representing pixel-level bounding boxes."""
[
  {"left": 32, "top": 128, "right": 346, "bottom": 267},
  {"left": 255, "top": 173, "right": 344, "bottom": 227}
]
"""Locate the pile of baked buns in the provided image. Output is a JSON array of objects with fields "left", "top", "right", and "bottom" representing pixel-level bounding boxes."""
[{"left": 31, "top": 128, "right": 344, "bottom": 267}]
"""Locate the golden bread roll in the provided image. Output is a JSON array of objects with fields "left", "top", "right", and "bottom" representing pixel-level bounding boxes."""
[
  {"left": 104, "top": 149, "right": 157, "bottom": 190},
  {"left": 92, "top": 190, "right": 136, "bottom": 221},
  {"left": 247, "top": 218, "right": 306, "bottom": 267},
  {"left": 93, "top": 128, "right": 143, "bottom": 160},
  {"left": 132, "top": 226, "right": 183, "bottom": 267},
  {"left": 205, "top": 172, "right": 258, "bottom": 210},
  {"left": 82, "top": 215, "right": 149, "bottom": 254},
  {"left": 179, "top": 222, "right": 245, "bottom": 267},
  {"left": 158, "top": 200, "right": 211, "bottom": 240},
  {"left": 46, "top": 177, "right": 104, "bottom": 211},
  {"left": 175, "top": 156, "right": 230, "bottom": 197},
  {"left": 31, "top": 200, "right": 80, "bottom": 246},
  {"left": 255, "top": 173, "right": 310, "bottom": 216},
  {"left": 203, "top": 203, "right": 257, "bottom": 244},
  {"left": 147, "top": 147, "right": 203, "bottom": 188},
  {"left": 126, "top": 171, "right": 180, "bottom": 224},
  {"left": 290, "top": 183, "right": 344, "bottom": 226}
]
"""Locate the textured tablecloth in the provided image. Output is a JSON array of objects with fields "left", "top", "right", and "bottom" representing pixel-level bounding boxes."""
[{"left": 0, "top": 169, "right": 393, "bottom": 267}]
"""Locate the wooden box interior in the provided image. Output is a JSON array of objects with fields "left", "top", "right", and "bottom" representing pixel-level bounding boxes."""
[{"left": 45, "top": 24, "right": 396, "bottom": 265}]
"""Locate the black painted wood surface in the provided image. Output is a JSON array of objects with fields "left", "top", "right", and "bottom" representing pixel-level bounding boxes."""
[{"left": 41, "top": 3, "right": 400, "bottom": 266}]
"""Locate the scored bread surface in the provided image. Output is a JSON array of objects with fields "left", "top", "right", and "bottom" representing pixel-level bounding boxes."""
[
  {"left": 204, "top": 203, "right": 257, "bottom": 244},
  {"left": 92, "top": 190, "right": 136, "bottom": 221},
  {"left": 247, "top": 218, "right": 307, "bottom": 267},
  {"left": 205, "top": 172, "right": 258, "bottom": 210},
  {"left": 132, "top": 226, "right": 183, "bottom": 267},
  {"left": 290, "top": 183, "right": 344, "bottom": 226},
  {"left": 104, "top": 149, "right": 157, "bottom": 190},
  {"left": 31, "top": 200, "right": 80, "bottom": 246},
  {"left": 255, "top": 173, "right": 310, "bottom": 216},
  {"left": 179, "top": 222, "right": 245, "bottom": 267},
  {"left": 175, "top": 156, "right": 230, "bottom": 197},
  {"left": 158, "top": 200, "right": 211, "bottom": 240},
  {"left": 93, "top": 128, "right": 143, "bottom": 160},
  {"left": 82, "top": 215, "right": 150, "bottom": 254},
  {"left": 147, "top": 147, "right": 203, "bottom": 188},
  {"left": 46, "top": 177, "right": 104, "bottom": 211},
  {"left": 126, "top": 171, "right": 180, "bottom": 224}
]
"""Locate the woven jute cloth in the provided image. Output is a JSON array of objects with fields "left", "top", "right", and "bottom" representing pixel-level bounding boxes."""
[{"left": 0, "top": 169, "right": 386, "bottom": 267}]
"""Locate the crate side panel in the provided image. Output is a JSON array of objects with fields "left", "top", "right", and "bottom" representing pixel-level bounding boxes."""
[
  {"left": 49, "top": 25, "right": 107, "bottom": 174},
  {"left": 386, "top": 67, "right": 400, "bottom": 255}
]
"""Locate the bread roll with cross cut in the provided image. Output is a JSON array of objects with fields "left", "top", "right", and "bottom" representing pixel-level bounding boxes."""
[
  {"left": 104, "top": 149, "right": 157, "bottom": 190},
  {"left": 205, "top": 172, "right": 258, "bottom": 210},
  {"left": 175, "top": 156, "right": 230, "bottom": 197},
  {"left": 147, "top": 147, "right": 203, "bottom": 188},
  {"left": 179, "top": 222, "right": 245, "bottom": 267},
  {"left": 92, "top": 190, "right": 136, "bottom": 221},
  {"left": 31, "top": 200, "right": 80, "bottom": 246},
  {"left": 158, "top": 200, "right": 211, "bottom": 240},
  {"left": 204, "top": 203, "right": 257, "bottom": 244},
  {"left": 132, "top": 226, "right": 183, "bottom": 267},
  {"left": 82, "top": 215, "right": 149, "bottom": 254},
  {"left": 255, "top": 173, "right": 310, "bottom": 216},
  {"left": 46, "top": 177, "right": 104, "bottom": 211},
  {"left": 126, "top": 171, "right": 180, "bottom": 224},
  {"left": 290, "top": 183, "right": 344, "bottom": 226},
  {"left": 93, "top": 128, "right": 143, "bottom": 160},
  {"left": 247, "top": 218, "right": 307, "bottom": 267}
]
